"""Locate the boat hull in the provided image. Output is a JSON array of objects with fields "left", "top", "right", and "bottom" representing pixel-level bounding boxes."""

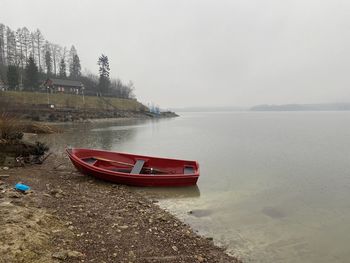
[{"left": 67, "top": 148, "right": 200, "bottom": 187}]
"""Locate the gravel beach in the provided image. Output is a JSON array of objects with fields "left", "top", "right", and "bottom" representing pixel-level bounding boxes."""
[{"left": 0, "top": 152, "right": 240, "bottom": 263}]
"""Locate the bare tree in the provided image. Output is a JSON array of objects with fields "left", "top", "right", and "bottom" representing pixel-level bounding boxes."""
[
  {"left": 21, "top": 27, "right": 31, "bottom": 64},
  {"left": 60, "top": 46, "right": 67, "bottom": 61},
  {"left": 6, "top": 27, "right": 17, "bottom": 66},
  {"left": 15, "top": 28, "right": 25, "bottom": 69},
  {"left": 30, "top": 32, "right": 36, "bottom": 63},
  {"left": 0, "top": 24, "right": 5, "bottom": 65},
  {"left": 51, "top": 44, "right": 60, "bottom": 76},
  {"left": 34, "top": 29, "right": 44, "bottom": 72},
  {"left": 68, "top": 45, "right": 76, "bottom": 75}
]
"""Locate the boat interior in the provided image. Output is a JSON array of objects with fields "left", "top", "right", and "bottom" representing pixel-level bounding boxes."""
[{"left": 81, "top": 156, "right": 196, "bottom": 176}]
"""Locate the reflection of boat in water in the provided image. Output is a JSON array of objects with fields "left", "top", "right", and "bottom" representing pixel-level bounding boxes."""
[
  {"left": 67, "top": 148, "right": 200, "bottom": 187},
  {"left": 132, "top": 185, "right": 201, "bottom": 199}
]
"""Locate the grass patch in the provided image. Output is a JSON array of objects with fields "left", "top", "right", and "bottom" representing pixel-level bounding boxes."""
[
  {"left": 1, "top": 91, "right": 147, "bottom": 111},
  {"left": 0, "top": 112, "right": 21, "bottom": 140}
]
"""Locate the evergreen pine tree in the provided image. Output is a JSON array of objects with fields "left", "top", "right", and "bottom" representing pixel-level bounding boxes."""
[
  {"left": 69, "top": 54, "right": 81, "bottom": 79},
  {"left": 97, "top": 54, "right": 110, "bottom": 94},
  {"left": 45, "top": 50, "right": 52, "bottom": 77},
  {"left": 59, "top": 58, "right": 66, "bottom": 78},
  {"left": 24, "top": 56, "right": 39, "bottom": 91},
  {"left": 7, "top": 65, "right": 19, "bottom": 90}
]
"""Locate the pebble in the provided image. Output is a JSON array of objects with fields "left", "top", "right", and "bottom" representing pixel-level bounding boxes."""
[
  {"left": 0, "top": 174, "right": 9, "bottom": 178},
  {"left": 2, "top": 167, "right": 9, "bottom": 171},
  {"left": 172, "top": 245, "right": 178, "bottom": 252},
  {"left": 118, "top": 225, "right": 129, "bottom": 230},
  {"left": 52, "top": 250, "right": 84, "bottom": 260},
  {"left": 52, "top": 251, "right": 67, "bottom": 260},
  {"left": 196, "top": 255, "right": 205, "bottom": 262},
  {"left": 8, "top": 192, "right": 21, "bottom": 198},
  {"left": 66, "top": 250, "right": 84, "bottom": 259}
]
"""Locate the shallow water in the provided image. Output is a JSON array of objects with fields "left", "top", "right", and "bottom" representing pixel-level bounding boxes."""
[{"left": 39, "top": 112, "right": 350, "bottom": 262}]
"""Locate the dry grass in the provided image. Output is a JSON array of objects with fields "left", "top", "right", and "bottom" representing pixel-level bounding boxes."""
[
  {"left": 2, "top": 91, "right": 146, "bottom": 111},
  {"left": 19, "top": 122, "right": 62, "bottom": 134},
  {"left": 0, "top": 112, "right": 61, "bottom": 141},
  {"left": 0, "top": 112, "right": 20, "bottom": 140}
]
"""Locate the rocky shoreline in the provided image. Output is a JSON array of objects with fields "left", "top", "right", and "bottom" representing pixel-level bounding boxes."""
[
  {"left": 0, "top": 152, "right": 240, "bottom": 263},
  {"left": 4, "top": 106, "right": 178, "bottom": 123}
]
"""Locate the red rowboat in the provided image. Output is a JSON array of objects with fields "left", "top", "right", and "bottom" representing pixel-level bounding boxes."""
[{"left": 66, "top": 148, "right": 200, "bottom": 186}]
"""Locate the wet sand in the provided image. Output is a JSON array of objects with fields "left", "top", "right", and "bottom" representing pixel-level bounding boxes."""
[{"left": 0, "top": 152, "right": 240, "bottom": 263}]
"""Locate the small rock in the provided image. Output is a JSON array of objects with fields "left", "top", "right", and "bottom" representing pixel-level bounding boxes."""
[
  {"left": 8, "top": 191, "right": 21, "bottom": 198},
  {"left": 172, "top": 245, "right": 178, "bottom": 252},
  {"left": 0, "top": 174, "right": 9, "bottom": 178},
  {"left": 2, "top": 167, "right": 9, "bottom": 171},
  {"left": 196, "top": 255, "right": 205, "bottom": 262},
  {"left": 66, "top": 250, "right": 84, "bottom": 259},
  {"left": 52, "top": 251, "right": 67, "bottom": 260},
  {"left": 156, "top": 215, "right": 167, "bottom": 221},
  {"left": 118, "top": 225, "right": 129, "bottom": 230},
  {"left": 50, "top": 189, "right": 63, "bottom": 195},
  {"left": 128, "top": 251, "right": 136, "bottom": 259}
]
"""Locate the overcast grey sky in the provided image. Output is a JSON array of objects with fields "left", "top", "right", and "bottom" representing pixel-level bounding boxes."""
[{"left": 2, "top": 0, "right": 350, "bottom": 108}]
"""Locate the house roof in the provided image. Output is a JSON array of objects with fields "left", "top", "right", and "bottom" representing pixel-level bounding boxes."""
[{"left": 47, "top": 78, "right": 83, "bottom": 88}]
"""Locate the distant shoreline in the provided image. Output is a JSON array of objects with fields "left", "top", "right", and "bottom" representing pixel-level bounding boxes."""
[
  {"left": 250, "top": 103, "right": 350, "bottom": 111},
  {"left": 172, "top": 103, "right": 350, "bottom": 112}
]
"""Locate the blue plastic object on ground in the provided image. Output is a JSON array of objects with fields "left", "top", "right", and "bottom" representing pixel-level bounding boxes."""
[{"left": 15, "top": 183, "right": 31, "bottom": 192}]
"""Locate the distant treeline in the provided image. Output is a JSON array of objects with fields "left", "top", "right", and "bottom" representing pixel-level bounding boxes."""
[
  {"left": 250, "top": 103, "right": 350, "bottom": 111},
  {"left": 0, "top": 23, "right": 134, "bottom": 99}
]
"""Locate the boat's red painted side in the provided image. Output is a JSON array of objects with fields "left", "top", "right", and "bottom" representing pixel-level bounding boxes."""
[{"left": 66, "top": 148, "right": 200, "bottom": 187}]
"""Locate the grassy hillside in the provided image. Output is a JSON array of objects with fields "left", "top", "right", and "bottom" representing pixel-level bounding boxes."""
[{"left": 0, "top": 91, "right": 147, "bottom": 111}]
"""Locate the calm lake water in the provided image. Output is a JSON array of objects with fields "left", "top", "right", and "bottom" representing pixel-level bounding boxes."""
[{"left": 39, "top": 112, "right": 350, "bottom": 262}]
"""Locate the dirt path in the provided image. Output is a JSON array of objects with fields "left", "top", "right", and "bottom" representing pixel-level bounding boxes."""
[{"left": 0, "top": 153, "right": 240, "bottom": 263}]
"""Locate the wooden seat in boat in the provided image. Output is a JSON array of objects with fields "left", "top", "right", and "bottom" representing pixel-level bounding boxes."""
[{"left": 130, "top": 159, "right": 145, "bottom": 174}]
